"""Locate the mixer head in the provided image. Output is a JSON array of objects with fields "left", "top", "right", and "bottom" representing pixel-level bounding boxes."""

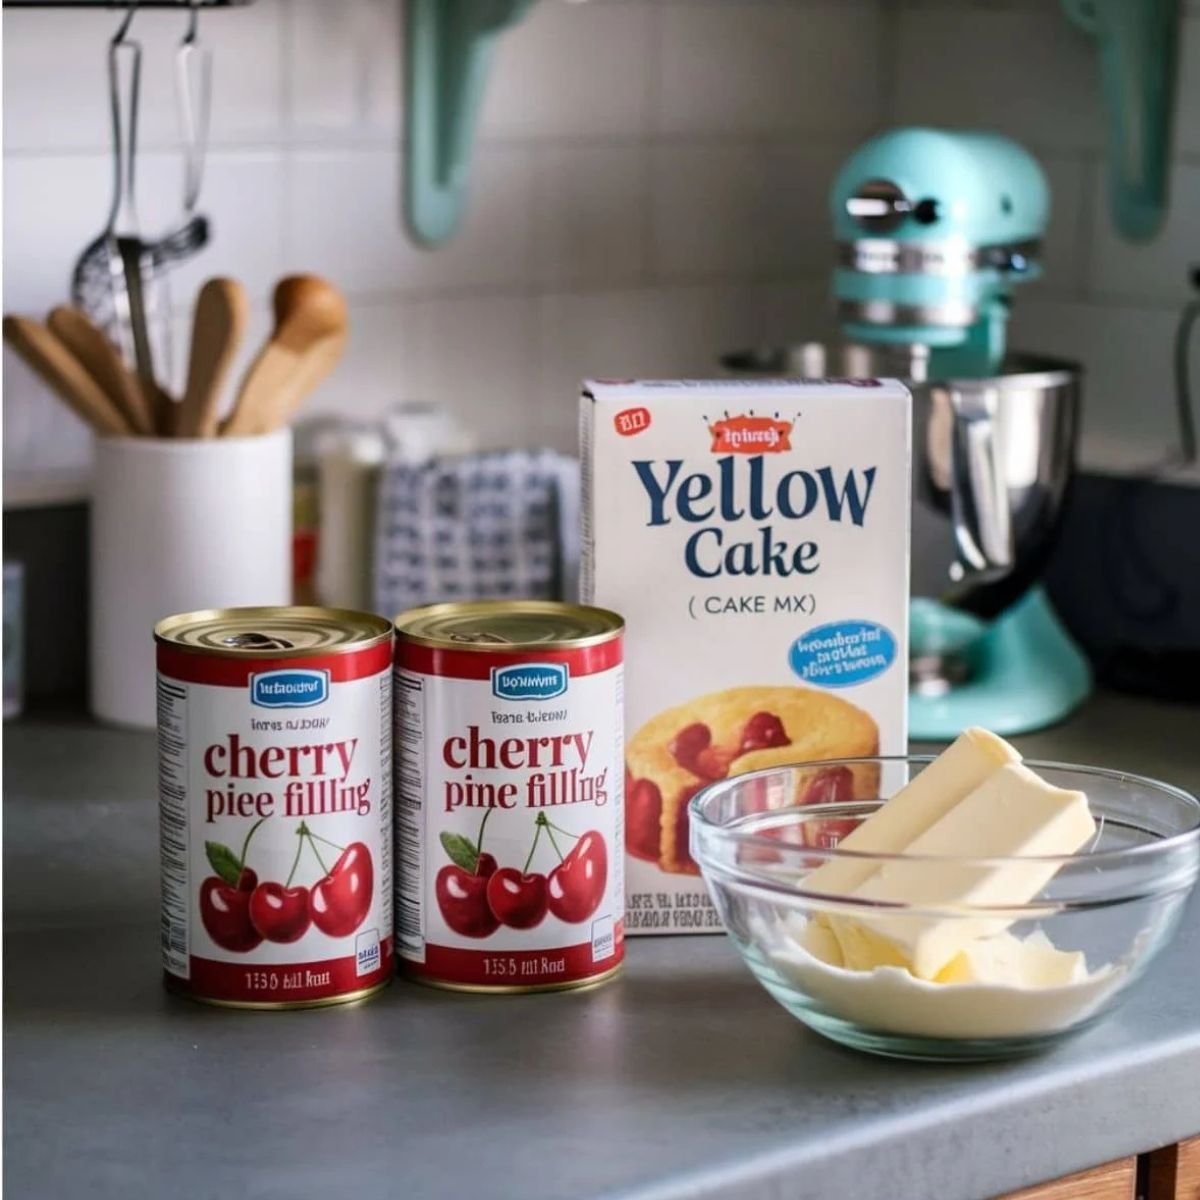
[{"left": 831, "top": 128, "right": 1049, "bottom": 377}]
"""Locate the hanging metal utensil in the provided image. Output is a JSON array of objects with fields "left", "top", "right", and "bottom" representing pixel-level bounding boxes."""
[
  {"left": 177, "top": 0, "right": 212, "bottom": 220},
  {"left": 70, "top": 3, "right": 174, "bottom": 422},
  {"left": 153, "top": 0, "right": 214, "bottom": 274}
]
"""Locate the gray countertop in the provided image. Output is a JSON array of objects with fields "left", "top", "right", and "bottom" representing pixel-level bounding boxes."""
[{"left": 6, "top": 694, "right": 1200, "bottom": 1200}]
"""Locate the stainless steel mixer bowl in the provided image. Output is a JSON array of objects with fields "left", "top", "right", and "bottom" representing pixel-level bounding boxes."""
[{"left": 719, "top": 344, "right": 1081, "bottom": 622}]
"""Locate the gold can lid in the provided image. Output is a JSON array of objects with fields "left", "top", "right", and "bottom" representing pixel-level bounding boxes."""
[
  {"left": 155, "top": 606, "right": 393, "bottom": 658},
  {"left": 395, "top": 600, "right": 623, "bottom": 652}
]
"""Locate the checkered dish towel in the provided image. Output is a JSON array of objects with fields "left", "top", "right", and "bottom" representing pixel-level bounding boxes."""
[{"left": 373, "top": 449, "right": 581, "bottom": 614}]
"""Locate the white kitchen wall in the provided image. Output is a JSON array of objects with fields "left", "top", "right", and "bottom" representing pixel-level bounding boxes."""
[
  {"left": 3, "top": 0, "right": 1198, "bottom": 501},
  {"left": 1, "top": 0, "right": 887, "bottom": 497}
]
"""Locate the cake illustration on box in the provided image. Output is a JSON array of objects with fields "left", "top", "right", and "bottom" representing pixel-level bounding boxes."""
[
  {"left": 626, "top": 686, "right": 880, "bottom": 876},
  {"left": 581, "top": 379, "right": 911, "bottom": 934}
]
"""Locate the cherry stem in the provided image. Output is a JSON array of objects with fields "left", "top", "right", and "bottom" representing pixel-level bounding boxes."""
[
  {"left": 522, "top": 821, "right": 544, "bottom": 875},
  {"left": 308, "top": 830, "right": 346, "bottom": 854},
  {"left": 538, "top": 813, "right": 566, "bottom": 864},
  {"left": 475, "top": 805, "right": 493, "bottom": 857},
  {"left": 285, "top": 829, "right": 306, "bottom": 889},
  {"left": 544, "top": 819, "right": 579, "bottom": 840},
  {"left": 238, "top": 816, "right": 268, "bottom": 871},
  {"left": 301, "top": 824, "right": 330, "bottom": 876}
]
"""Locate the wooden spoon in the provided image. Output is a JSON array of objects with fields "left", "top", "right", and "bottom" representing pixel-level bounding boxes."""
[
  {"left": 46, "top": 305, "right": 155, "bottom": 435},
  {"left": 176, "top": 277, "right": 249, "bottom": 437},
  {"left": 222, "top": 275, "right": 347, "bottom": 436},
  {"left": 3, "top": 315, "right": 134, "bottom": 437},
  {"left": 257, "top": 328, "right": 348, "bottom": 433}
]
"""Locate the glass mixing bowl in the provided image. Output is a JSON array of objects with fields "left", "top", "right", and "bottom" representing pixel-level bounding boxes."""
[{"left": 689, "top": 757, "right": 1200, "bottom": 1061}]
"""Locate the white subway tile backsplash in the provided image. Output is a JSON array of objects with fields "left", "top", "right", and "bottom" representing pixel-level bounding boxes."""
[
  {"left": 1089, "top": 163, "right": 1200, "bottom": 305},
  {"left": 2, "top": 347, "right": 94, "bottom": 480},
  {"left": 2, "top": 150, "right": 285, "bottom": 317},
  {"left": 657, "top": 3, "right": 882, "bottom": 137},
  {"left": 286, "top": 1, "right": 366, "bottom": 133},
  {"left": 3, "top": 154, "right": 111, "bottom": 317},
  {"left": 301, "top": 301, "right": 411, "bottom": 422},
  {"left": 1009, "top": 299, "right": 1185, "bottom": 468},
  {"left": 754, "top": 279, "right": 840, "bottom": 348},
  {"left": 535, "top": 284, "right": 762, "bottom": 448},
  {"left": 2, "top": 12, "right": 110, "bottom": 151},
  {"left": 2, "top": 1, "right": 284, "bottom": 154},
  {"left": 287, "top": 0, "right": 401, "bottom": 138},
  {"left": 1031, "top": 154, "right": 1091, "bottom": 298},
  {"left": 649, "top": 143, "right": 763, "bottom": 280},
  {"left": 1174, "top": 16, "right": 1200, "bottom": 157},
  {"left": 893, "top": 7, "right": 1103, "bottom": 152},
  {"left": 404, "top": 294, "right": 538, "bottom": 451},
  {"left": 531, "top": 144, "right": 648, "bottom": 288},
  {"left": 759, "top": 141, "right": 855, "bottom": 278},
  {"left": 481, "top": 0, "right": 653, "bottom": 139},
  {"left": 140, "top": 152, "right": 288, "bottom": 312},
  {"left": 3, "top": 0, "right": 1196, "bottom": 500},
  {"left": 286, "top": 145, "right": 535, "bottom": 296}
]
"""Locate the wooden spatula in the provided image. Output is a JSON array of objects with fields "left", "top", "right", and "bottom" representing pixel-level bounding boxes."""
[
  {"left": 46, "top": 305, "right": 155, "bottom": 435},
  {"left": 176, "top": 277, "right": 249, "bottom": 437},
  {"left": 222, "top": 275, "right": 348, "bottom": 437},
  {"left": 3, "top": 315, "right": 134, "bottom": 437},
  {"left": 257, "top": 328, "right": 348, "bottom": 433}
]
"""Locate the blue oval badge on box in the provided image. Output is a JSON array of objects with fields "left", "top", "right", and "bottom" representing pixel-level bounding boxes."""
[{"left": 789, "top": 621, "right": 896, "bottom": 688}]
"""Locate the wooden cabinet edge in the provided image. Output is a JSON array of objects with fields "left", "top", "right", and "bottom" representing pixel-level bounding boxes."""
[
  {"left": 1147, "top": 1136, "right": 1200, "bottom": 1200},
  {"left": 996, "top": 1156, "right": 1137, "bottom": 1200}
]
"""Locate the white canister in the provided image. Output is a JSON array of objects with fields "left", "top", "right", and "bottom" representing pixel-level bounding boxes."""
[{"left": 90, "top": 430, "right": 292, "bottom": 727}]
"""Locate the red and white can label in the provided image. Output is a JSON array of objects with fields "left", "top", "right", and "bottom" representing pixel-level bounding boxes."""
[
  {"left": 396, "top": 640, "right": 624, "bottom": 988},
  {"left": 158, "top": 641, "right": 393, "bottom": 1004}
]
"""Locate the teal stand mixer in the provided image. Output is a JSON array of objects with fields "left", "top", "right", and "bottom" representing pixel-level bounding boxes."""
[{"left": 726, "top": 128, "right": 1093, "bottom": 738}]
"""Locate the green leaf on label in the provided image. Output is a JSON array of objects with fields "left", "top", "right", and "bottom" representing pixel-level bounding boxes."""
[
  {"left": 205, "top": 840, "right": 243, "bottom": 887},
  {"left": 440, "top": 831, "right": 479, "bottom": 873}
]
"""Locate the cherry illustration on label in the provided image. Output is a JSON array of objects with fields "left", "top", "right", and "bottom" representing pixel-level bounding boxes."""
[
  {"left": 200, "top": 818, "right": 374, "bottom": 952},
  {"left": 248, "top": 823, "right": 312, "bottom": 943},
  {"left": 436, "top": 809, "right": 608, "bottom": 936},
  {"left": 486, "top": 815, "right": 551, "bottom": 929},
  {"left": 487, "top": 869, "right": 548, "bottom": 929},
  {"left": 546, "top": 825, "right": 607, "bottom": 924},
  {"left": 310, "top": 839, "right": 374, "bottom": 937},
  {"left": 200, "top": 818, "right": 267, "bottom": 952},
  {"left": 436, "top": 808, "right": 501, "bottom": 938}
]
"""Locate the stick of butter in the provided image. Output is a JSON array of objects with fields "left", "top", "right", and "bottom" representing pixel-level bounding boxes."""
[
  {"left": 803, "top": 726, "right": 1020, "bottom": 898},
  {"left": 935, "top": 931, "right": 1086, "bottom": 988},
  {"left": 831, "top": 763, "right": 1095, "bottom": 979}
]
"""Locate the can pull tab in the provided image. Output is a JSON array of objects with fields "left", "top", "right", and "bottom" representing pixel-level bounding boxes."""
[
  {"left": 222, "top": 631, "right": 296, "bottom": 651},
  {"left": 448, "top": 631, "right": 511, "bottom": 645}
]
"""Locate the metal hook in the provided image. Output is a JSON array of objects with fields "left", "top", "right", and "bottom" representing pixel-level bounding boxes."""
[
  {"left": 112, "top": 0, "right": 141, "bottom": 47},
  {"left": 184, "top": 0, "right": 200, "bottom": 46}
]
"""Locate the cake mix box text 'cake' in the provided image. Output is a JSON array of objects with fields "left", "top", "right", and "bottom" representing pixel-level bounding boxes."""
[{"left": 581, "top": 379, "right": 912, "bottom": 934}]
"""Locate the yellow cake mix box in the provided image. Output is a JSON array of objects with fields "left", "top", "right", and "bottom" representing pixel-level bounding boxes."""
[{"left": 580, "top": 378, "right": 912, "bottom": 934}]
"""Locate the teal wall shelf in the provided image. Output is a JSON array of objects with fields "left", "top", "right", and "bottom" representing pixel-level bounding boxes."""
[
  {"left": 1061, "top": 0, "right": 1181, "bottom": 242},
  {"left": 405, "top": 0, "right": 537, "bottom": 248}
]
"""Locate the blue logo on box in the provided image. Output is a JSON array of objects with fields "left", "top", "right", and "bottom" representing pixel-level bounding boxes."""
[
  {"left": 491, "top": 663, "right": 568, "bottom": 701},
  {"left": 250, "top": 669, "right": 329, "bottom": 708},
  {"left": 789, "top": 620, "right": 897, "bottom": 688}
]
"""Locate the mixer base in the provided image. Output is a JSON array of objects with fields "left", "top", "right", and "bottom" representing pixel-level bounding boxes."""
[{"left": 908, "top": 589, "right": 1092, "bottom": 740}]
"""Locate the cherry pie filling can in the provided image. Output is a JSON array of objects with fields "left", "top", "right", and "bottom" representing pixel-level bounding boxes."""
[
  {"left": 156, "top": 606, "right": 394, "bottom": 1008},
  {"left": 394, "top": 601, "right": 625, "bottom": 992}
]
